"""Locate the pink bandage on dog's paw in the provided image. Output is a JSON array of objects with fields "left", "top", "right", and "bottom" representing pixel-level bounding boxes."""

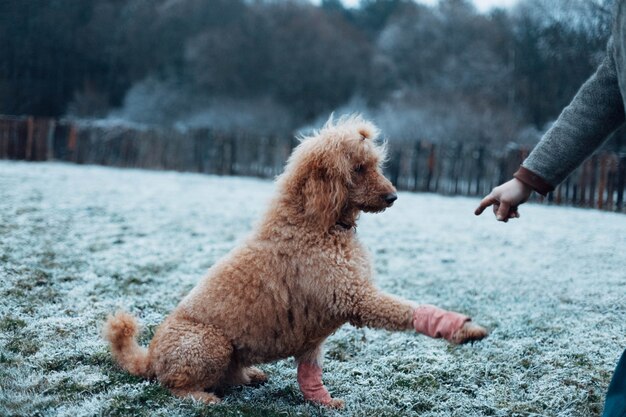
[
  {"left": 297, "top": 362, "right": 332, "bottom": 405},
  {"left": 413, "top": 304, "right": 470, "bottom": 341}
]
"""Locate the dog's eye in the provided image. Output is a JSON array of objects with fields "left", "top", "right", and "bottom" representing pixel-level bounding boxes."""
[{"left": 354, "top": 165, "right": 364, "bottom": 173}]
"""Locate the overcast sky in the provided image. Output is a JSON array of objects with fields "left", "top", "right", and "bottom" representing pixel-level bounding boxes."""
[{"left": 325, "top": 0, "right": 519, "bottom": 13}]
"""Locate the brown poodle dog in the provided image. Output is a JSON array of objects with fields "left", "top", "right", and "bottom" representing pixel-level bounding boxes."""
[{"left": 103, "top": 115, "right": 487, "bottom": 408}]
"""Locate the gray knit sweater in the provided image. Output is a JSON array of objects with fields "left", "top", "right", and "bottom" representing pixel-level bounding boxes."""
[{"left": 517, "top": 2, "right": 626, "bottom": 193}]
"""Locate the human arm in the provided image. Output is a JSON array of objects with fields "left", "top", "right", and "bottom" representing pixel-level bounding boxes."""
[
  {"left": 476, "top": 38, "right": 625, "bottom": 220},
  {"left": 522, "top": 37, "right": 624, "bottom": 187}
]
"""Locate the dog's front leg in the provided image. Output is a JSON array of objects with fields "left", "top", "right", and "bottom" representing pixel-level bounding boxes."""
[
  {"left": 348, "top": 286, "right": 487, "bottom": 344},
  {"left": 348, "top": 288, "right": 415, "bottom": 331},
  {"left": 296, "top": 348, "right": 344, "bottom": 409}
]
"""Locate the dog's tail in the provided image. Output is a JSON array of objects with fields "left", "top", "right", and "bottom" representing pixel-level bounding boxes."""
[{"left": 102, "top": 311, "right": 153, "bottom": 378}]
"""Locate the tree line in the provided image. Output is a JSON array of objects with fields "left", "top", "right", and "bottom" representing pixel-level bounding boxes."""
[{"left": 0, "top": 0, "right": 621, "bottom": 148}]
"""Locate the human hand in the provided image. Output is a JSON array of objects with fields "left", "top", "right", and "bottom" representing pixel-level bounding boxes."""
[{"left": 474, "top": 178, "right": 532, "bottom": 222}]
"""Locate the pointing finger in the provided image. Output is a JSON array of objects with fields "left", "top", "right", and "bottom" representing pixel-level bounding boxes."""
[{"left": 475, "top": 196, "right": 496, "bottom": 215}]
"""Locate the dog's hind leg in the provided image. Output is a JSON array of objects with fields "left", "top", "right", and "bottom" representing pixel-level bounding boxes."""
[
  {"left": 170, "top": 389, "right": 221, "bottom": 404},
  {"left": 244, "top": 366, "right": 268, "bottom": 385},
  {"left": 222, "top": 363, "right": 268, "bottom": 387},
  {"left": 296, "top": 346, "right": 344, "bottom": 409},
  {"left": 150, "top": 319, "right": 232, "bottom": 404}
]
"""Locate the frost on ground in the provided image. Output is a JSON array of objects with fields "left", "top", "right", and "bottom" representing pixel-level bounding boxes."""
[{"left": 0, "top": 161, "right": 625, "bottom": 417}]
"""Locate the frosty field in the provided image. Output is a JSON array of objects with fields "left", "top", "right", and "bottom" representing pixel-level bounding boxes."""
[{"left": 1, "top": 161, "right": 625, "bottom": 417}]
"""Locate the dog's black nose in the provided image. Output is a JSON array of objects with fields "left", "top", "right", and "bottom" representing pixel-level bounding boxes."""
[{"left": 384, "top": 193, "right": 398, "bottom": 204}]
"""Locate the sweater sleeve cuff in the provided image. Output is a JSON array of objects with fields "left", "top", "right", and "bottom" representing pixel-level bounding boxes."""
[{"left": 513, "top": 166, "right": 554, "bottom": 196}]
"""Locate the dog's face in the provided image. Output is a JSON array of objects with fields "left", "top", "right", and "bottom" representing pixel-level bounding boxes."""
[
  {"left": 281, "top": 116, "right": 397, "bottom": 230},
  {"left": 346, "top": 133, "right": 397, "bottom": 213}
]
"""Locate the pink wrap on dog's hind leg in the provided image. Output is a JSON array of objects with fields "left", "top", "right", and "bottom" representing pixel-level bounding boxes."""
[
  {"left": 413, "top": 304, "right": 470, "bottom": 341},
  {"left": 297, "top": 362, "right": 332, "bottom": 405}
]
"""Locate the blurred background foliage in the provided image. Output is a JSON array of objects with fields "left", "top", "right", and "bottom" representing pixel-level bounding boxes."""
[{"left": 0, "top": 0, "right": 621, "bottom": 147}]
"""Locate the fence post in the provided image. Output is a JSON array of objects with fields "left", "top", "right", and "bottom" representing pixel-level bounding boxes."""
[
  {"left": 474, "top": 146, "right": 485, "bottom": 196},
  {"left": 67, "top": 124, "right": 77, "bottom": 162},
  {"left": 46, "top": 119, "right": 55, "bottom": 160},
  {"left": 606, "top": 164, "right": 615, "bottom": 212},
  {"left": 426, "top": 143, "right": 436, "bottom": 192},
  {"left": 412, "top": 141, "right": 420, "bottom": 191},
  {"left": 578, "top": 160, "right": 588, "bottom": 207},
  {"left": 589, "top": 155, "right": 598, "bottom": 208},
  {"left": 0, "top": 120, "right": 5, "bottom": 158},
  {"left": 617, "top": 155, "right": 626, "bottom": 212},
  {"left": 24, "top": 117, "right": 34, "bottom": 160},
  {"left": 563, "top": 177, "right": 571, "bottom": 205},
  {"left": 597, "top": 155, "right": 607, "bottom": 209},
  {"left": 452, "top": 143, "right": 461, "bottom": 194},
  {"left": 389, "top": 148, "right": 401, "bottom": 188},
  {"left": 229, "top": 133, "right": 237, "bottom": 176}
]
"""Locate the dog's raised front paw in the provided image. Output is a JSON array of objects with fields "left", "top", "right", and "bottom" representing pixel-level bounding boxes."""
[{"left": 450, "top": 321, "right": 488, "bottom": 344}]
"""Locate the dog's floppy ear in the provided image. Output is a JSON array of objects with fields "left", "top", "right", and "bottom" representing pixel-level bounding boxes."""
[{"left": 303, "top": 165, "right": 347, "bottom": 231}]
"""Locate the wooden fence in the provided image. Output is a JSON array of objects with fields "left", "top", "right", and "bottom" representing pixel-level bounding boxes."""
[
  {"left": 386, "top": 140, "right": 626, "bottom": 212},
  {"left": 1, "top": 115, "right": 624, "bottom": 212}
]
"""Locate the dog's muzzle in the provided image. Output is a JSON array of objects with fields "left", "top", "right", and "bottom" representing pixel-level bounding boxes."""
[{"left": 383, "top": 193, "right": 398, "bottom": 206}]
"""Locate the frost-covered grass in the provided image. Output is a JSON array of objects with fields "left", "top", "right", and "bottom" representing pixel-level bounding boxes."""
[{"left": 0, "top": 161, "right": 625, "bottom": 417}]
